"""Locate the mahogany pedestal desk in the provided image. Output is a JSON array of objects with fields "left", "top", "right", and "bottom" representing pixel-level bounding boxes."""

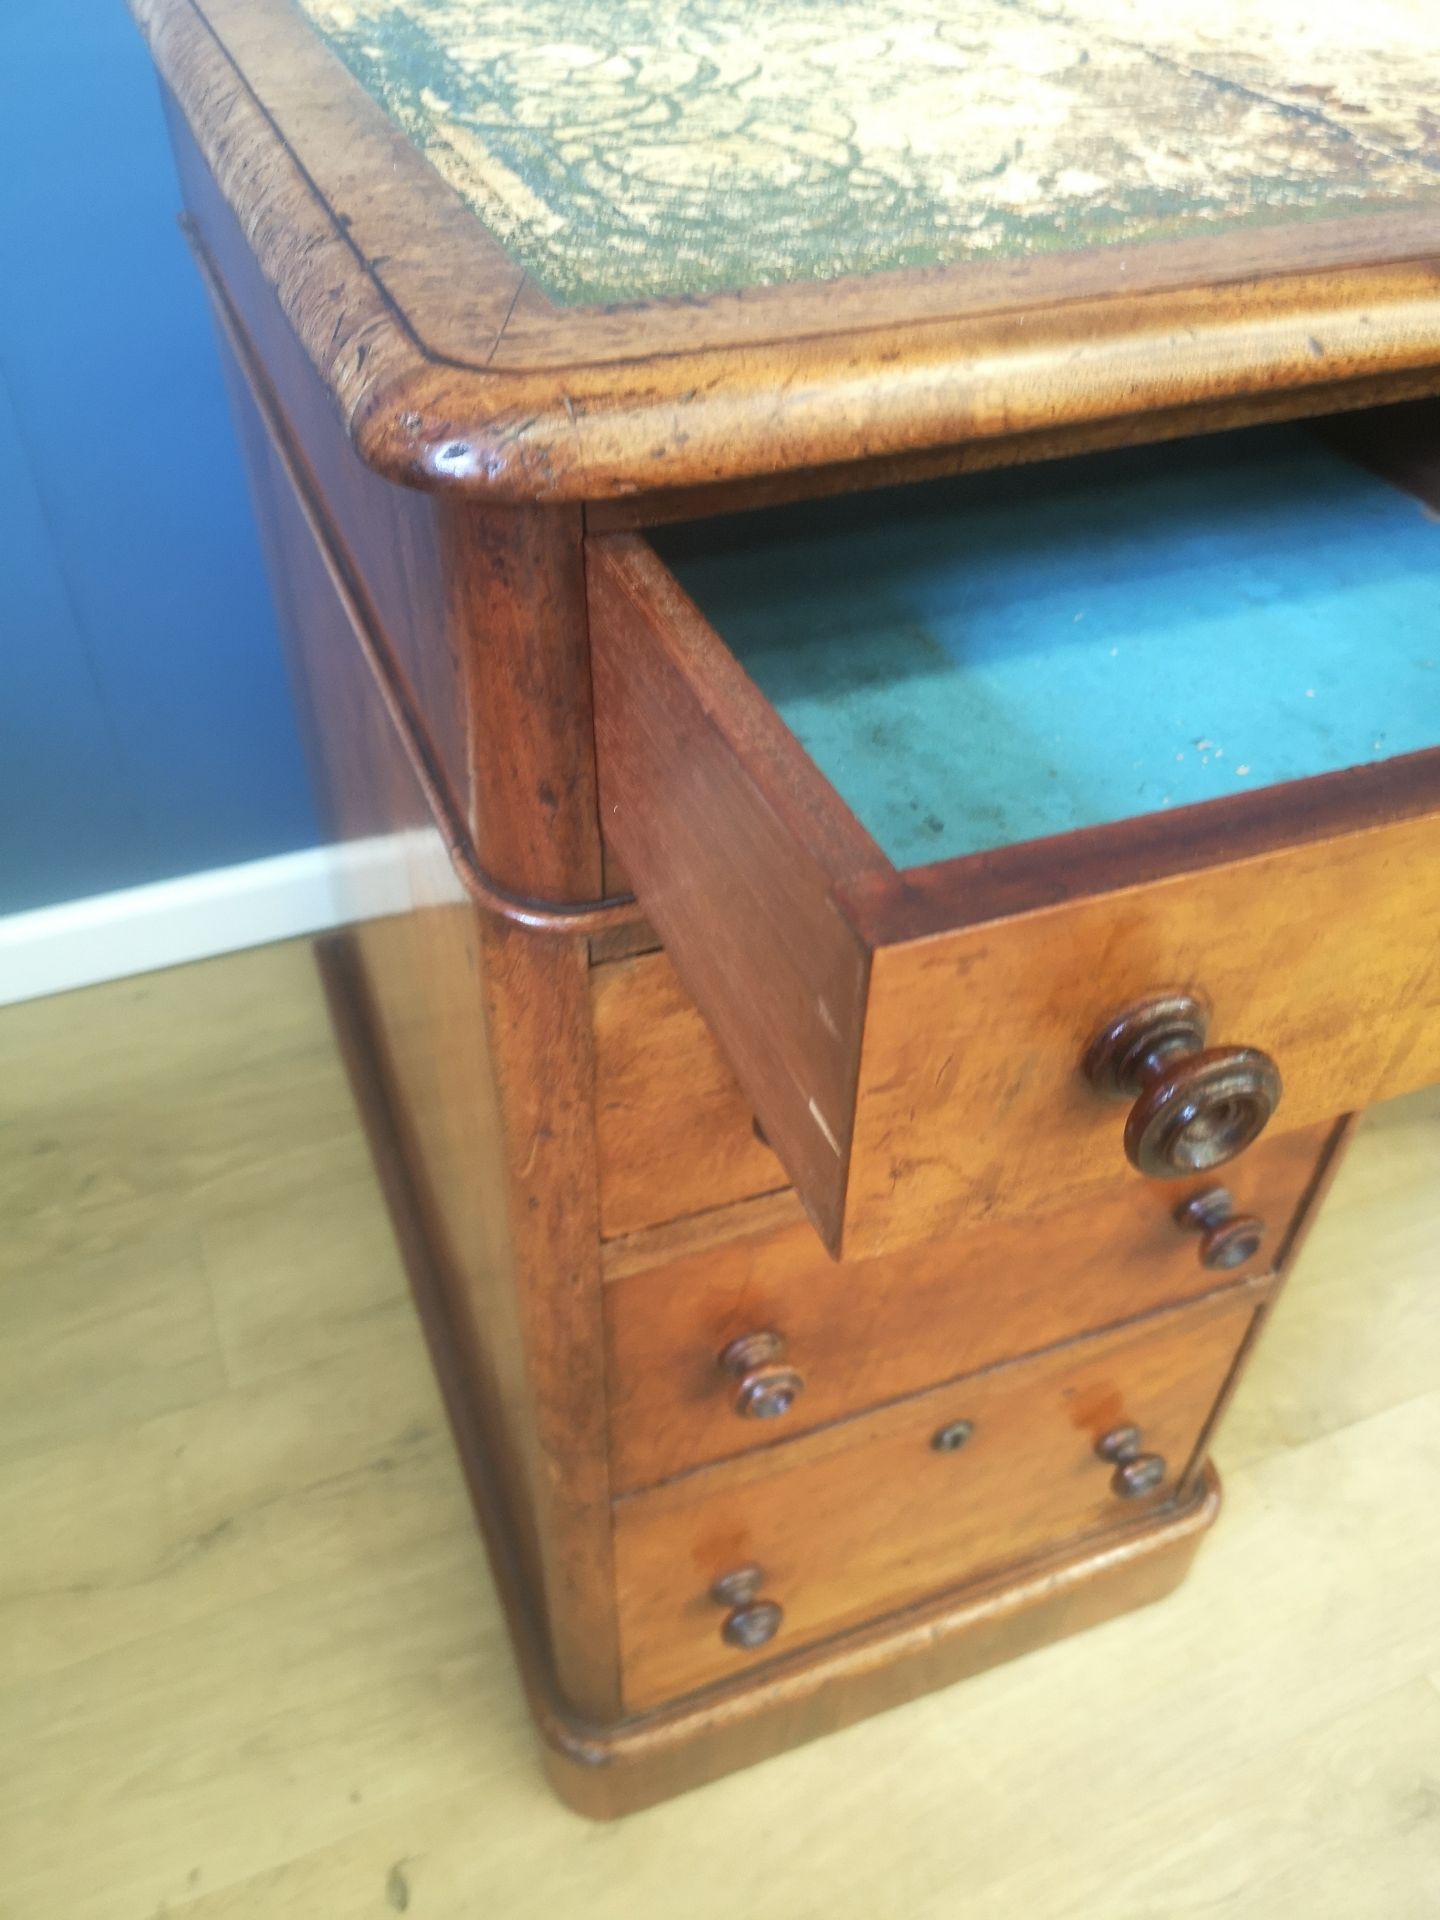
[{"left": 131, "top": 0, "right": 1440, "bottom": 1815}]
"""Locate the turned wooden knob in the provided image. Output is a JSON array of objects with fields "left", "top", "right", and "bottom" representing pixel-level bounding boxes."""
[
  {"left": 1175, "top": 1186, "right": 1265, "bottom": 1271},
  {"left": 1096, "top": 1424, "right": 1167, "bottom": 1499},
  {"left": 1083, "top": 991, "right": 1282, "bottom": 1179},
  {"left": 718, "top": 1332, "right": 805, "bottom": 1421},
  {"left": 711, "top": 1566, "right": 784, "bottom": 1650}
]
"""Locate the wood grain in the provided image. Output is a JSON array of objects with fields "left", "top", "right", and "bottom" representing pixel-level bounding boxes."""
[
  {"left": 844, "top": 808, "right": 1440, "bottom": 1257},
  {"left": 591, "top": 949, "right": 787, "bottom": 1240},
  {"left": 129, "top": 0, "right": 1440, "bottom": 500},
  {"left": 214, "top": 273, "right": 621, "bottom": 1716},
  {"left": 589, "top": 535, "right": 884, "bottom": 1253},
  {"left": 320, "top": 925, "right": 1246, "bottom": 1809},
  {"left": 604, "top": 1121, "right": 1339, "bottom": 1493},
  {"left": 1173, "top": 1112, "right": 1359, "bottom": 1504},
  {"left": 583, "top": 378, "right": 1440, "bottom": 534},
  {"left": 4, "top": 954, "right": 1437, "bottom": 1872},
  {"left": 612, "top": 1283, "right": 1261, "bottom": 1708},
  {"left": 167, "top": 98, "right": 470, "bottom": 810},
  {"left": 587, "top": 541, "right": 890, "bottom": 1251},
  {"left": 120, "top": 0, "right": 1440, "bottom": 1833},
  {"left": 590, "top": 523, "right": 1440, "bottom": 1260},
  {"left": 433, "top": 494, "right": 623, "bottom": 1720}
]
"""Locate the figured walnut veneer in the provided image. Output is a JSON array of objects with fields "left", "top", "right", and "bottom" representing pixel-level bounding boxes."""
[{"left": 129, "top": 0, "right": 1437, "bottom": 1816}]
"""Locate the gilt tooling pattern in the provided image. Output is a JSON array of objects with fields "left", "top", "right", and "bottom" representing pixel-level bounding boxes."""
[{"left": 299, "top": 0, "right": 1440, "bottom": 303}]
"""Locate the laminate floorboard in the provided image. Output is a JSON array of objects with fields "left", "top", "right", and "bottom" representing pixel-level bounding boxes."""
[{"left": 2, "top": 940, "right": 1436, "bottom": 1917}]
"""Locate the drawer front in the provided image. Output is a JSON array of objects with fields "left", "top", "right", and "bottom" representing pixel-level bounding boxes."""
[
  {"left": 593, "top": 949, "right": 784, "bottom": 1239},
  {"left": 614, "top": 1285, "right": 1258, "bottom": 1708},
  {"left": 605, "top": 1120, "right": 1339, "bottom": 1493},
  {"left": 590, "top": 531, "right": 1440, "bottom": 1263},
  {"left": 844, "top": 827, "right": 1440, "bottom": 1260}
]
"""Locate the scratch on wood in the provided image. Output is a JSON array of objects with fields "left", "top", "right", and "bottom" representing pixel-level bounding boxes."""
[{"left": 808, "top": 1096, "right": 842, "bottom": 1156}]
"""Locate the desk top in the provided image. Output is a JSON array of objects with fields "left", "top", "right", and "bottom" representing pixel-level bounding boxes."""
[
  {"left": 299, "top": 0, "right": 1439, "bottom": 307},
  {"left": 134, "top": 0, "right": 1440, "bottom": 499}
]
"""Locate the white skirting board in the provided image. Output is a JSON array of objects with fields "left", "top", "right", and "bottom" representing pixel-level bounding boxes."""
[{"left": 0, "top": 837, "right": 419, "bottom": 1008}]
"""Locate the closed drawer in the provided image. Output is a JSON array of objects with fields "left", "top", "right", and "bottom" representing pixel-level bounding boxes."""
[
  {"left": 590, "top": 423, "right": 1440, "bottom": 1262},
  {"left": 614, "top": 1282, "right": 1259, "bottom": 1708},
  {"left": 605, "top": 1118, "right": 1340, "bottom": 1493},
  {"left": 592, "top": 948, "right": 785, "bottom": 1239}
]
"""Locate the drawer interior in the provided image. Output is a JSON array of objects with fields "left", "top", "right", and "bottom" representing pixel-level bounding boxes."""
[
  {"left": 652, "top": 424, "right": 1437, "bottom": 868},
  {"left": 590, "top": 411, "right": 1440, "bottom": 1262}
]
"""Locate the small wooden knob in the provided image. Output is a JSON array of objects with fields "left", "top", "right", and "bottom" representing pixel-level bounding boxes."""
[
  {"left": 1084, "top": 991, "right": 1282, "bottom": 1179},
  {"left": 1096, "top": 1424, "right": 1167, "bottom": 1500},
  {"left": 722, "top": 1600, "right": 784, "bottom": 1649},
  {"left": 1175, "top": 1187, "right": 1265, "bottom": 1271},
  {"left": 711, "top": 1566, "right": 784, "bottom": 1650},
  {"left": 718, "top": 1332, "right": 805, "bottom": 1421}
]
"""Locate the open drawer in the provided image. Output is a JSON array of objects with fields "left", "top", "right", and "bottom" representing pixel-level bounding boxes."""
[{"left": 589, "top": 420, "right": 1440, "bottom": 1261}]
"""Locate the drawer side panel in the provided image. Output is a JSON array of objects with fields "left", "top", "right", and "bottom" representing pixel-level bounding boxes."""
[{"left": 589, "top": 535, "right": 883, "bottom": 1252}]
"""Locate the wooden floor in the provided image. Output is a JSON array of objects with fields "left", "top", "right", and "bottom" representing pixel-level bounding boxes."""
[{"left": 3, "top": 940, "right": 1438, "bottom": 1918}]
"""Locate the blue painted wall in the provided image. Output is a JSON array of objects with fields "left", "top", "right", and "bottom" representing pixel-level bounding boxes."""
[{"left": 0, "top": 1, "right": 319, "bottom": 915}]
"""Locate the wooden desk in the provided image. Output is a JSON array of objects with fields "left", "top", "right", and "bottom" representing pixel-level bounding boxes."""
[{"left": 129, "top": 0, "right": 1440, "bottom": 1814}]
